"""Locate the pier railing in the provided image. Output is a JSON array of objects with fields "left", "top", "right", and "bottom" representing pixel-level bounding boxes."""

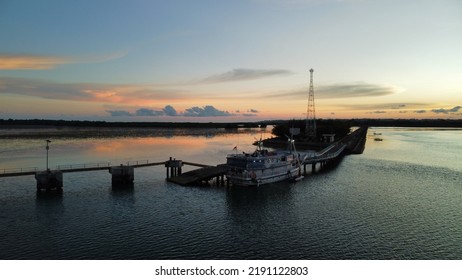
[
  {"left": 56, "top": 162, "right": 112, "bottom": 171},
  {"left": 1, "top": 167, "right": 38, "bottom": 176}
]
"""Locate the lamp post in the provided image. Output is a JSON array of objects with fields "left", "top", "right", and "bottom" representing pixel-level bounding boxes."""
[{"left": 46, "top": 140, "right": 51, "bottom": 171}]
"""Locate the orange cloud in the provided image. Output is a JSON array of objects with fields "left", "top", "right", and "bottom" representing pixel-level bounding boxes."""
[
  {"left": 0, "top": 54, "right": 71, "bottom": 70},
  {"left": 0, "top": 52, "right": 126, "bottom": 70},
  {"left": 0, "top": 77, "right": 189, "bottom": 104}
]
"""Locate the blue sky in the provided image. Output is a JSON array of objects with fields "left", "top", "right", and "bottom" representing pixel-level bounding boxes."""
[{"left": 1, "top": 0, "right": 461, "bottom": 121}]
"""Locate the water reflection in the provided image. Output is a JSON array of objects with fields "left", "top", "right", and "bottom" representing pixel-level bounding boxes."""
[
  {"left": 111, "top": 185, "right": 135, "bottom": 196},
  {"left": 110, "top": 186, "right": 135, "bottom": 224},
  {"left": 34, "top": 192, "right": 66, "bottom": 259},
  {"left": 0, "top": 127, "right": 268, "bottom": 169},
  {"left": 225, "top": 183, "right": 295, "bottom": 219}
]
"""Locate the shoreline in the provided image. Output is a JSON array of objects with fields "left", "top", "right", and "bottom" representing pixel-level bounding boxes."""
[{"left": 1, "top": 118, "right": 461, "bottom": 129}]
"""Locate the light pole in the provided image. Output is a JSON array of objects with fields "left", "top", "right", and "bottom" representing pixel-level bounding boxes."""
[{"left": 46, "top": 140, "right": 51, "bottom": 171}]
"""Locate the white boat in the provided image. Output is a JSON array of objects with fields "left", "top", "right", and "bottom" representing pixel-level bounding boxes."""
[{"left": 226, "top": 138, "right": 303, "bottom": 187}]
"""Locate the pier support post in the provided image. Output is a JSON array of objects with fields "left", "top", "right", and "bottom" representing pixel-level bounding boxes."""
[
  {"left": 165, "top": 158, "right": 183, "bottom": 179},
  {"left": 35, "top": 170, "right": 63, "bottom": 193},
  {"left": 312, "top": 163, "right": 316, "bottom": 173},
  {"left": 109, "top": 165, "right": 134, "bottom": 187}
]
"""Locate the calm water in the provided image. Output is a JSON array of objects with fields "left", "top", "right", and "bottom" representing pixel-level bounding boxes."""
[{"left": 0, "top": 127, "right": 461, "bottom": 259}]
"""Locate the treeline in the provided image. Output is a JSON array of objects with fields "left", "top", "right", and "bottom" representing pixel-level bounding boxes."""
[
  {"left": 271, "top": 119, "right": 352, "bottom": 139},
  {"left": 1, "top": 118, "right": 460, "bottom": 130},
  {"left": 269, "top": 118, "right": 462, "bottom": 138},
  {"left": 348, "top": 118, "right": 462, "bottom": 127}
]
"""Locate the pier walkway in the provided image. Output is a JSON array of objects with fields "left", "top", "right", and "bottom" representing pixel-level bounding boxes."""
[{"left": 0, "top": 160, "right": 166, "bottom": 178}]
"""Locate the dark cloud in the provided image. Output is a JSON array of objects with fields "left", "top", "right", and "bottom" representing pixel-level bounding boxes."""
[
  {"left": 106, "top": 110, "right": 133, "bottom": 117},
  {"left": 431, "top": 106, "right": 462, "bottom": 114},
  {"left": 199, "top": 68, "right": 292, "bottom": 83},
  {"left": 266, "top": 82, "right": 399, "bottom": 99},
  {"left": 317, "top": 83, "right": 398, "bottom": 98},
  {"left": 414, "top": 110, "right": 427, "bottom": 114},
  {"left": 183, "top": 105, "right": 234, "bottom": 117},
  {"left": 242, "top": 108, "right": 259, "bottom": 117},
  {"left": 367, "top": 111, "right": 387, "bottom": 114},
  {"left": 136, "top": 108, "right": 164, "bottom": 116},
  {"left": 162, "top": 105, "right": 178, "bottom": 116},
  {"left": 0, "top": 77, "right": 91, "bottom": 100},
  {"left": 106, "top": 105, "right": 250, "bottom": 118},
  {"left": 336, "top": 103, "right": 431, "bottom": 111}
]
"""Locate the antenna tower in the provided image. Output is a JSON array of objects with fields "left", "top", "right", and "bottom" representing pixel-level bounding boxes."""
[{"left": 305, "top": 68, "right": 316, "bottom": 140}]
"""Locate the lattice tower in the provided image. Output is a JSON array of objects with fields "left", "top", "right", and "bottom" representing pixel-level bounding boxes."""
[{"left": 305, "top": 68, "right": 316, "bottom": 140}]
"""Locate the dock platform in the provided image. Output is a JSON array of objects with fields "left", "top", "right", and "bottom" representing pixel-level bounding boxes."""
[{"left": 167, "top": 164, "right": 228, "bottom": 186}]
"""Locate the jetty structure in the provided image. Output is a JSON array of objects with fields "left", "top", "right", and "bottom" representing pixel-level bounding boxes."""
[{"left": 0, "top": 126, "right": 367, "bottom": 191}]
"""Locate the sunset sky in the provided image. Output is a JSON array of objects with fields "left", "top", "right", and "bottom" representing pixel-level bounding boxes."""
[{"left": 1, "top": 0, "right": 461, "bottom": 121}]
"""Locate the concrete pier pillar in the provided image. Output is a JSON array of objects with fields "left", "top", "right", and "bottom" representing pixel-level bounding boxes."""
[
  {"left": 35, "top": 170, "right": 63, "bottom": 192},
  {"left": 165, "top": 158, "right": 183, "bottom": 179},
  {"left": 312, "top": 163, "right": 316, "bottom": 173},
  {"left": 109, "top": 165, "right": 134, "bottom": 186}
]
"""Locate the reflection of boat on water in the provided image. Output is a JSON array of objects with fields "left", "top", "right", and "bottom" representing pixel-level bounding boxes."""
[
  {"left": 226, "top": 138, "right": 303, "bottom": 187},
  {"left": 372, "top": 131, "right": 383, "bottom": 141}
]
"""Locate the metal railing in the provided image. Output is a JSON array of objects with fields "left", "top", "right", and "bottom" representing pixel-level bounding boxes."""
[
  {"left": 126, "top": 160, "right": 149, "bottom": 166},
  {"left": 1, "top": 166, "right": 38, "bottom": 174},
  {"left": 56, "top": 162, "right": 111, "bottom": 170}
]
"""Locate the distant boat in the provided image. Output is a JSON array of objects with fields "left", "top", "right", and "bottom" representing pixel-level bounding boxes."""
[
  {"left": 374, "top": 138, "right": 383, "bottom": 141},
  {"left": 226, "top": 137, "right": 302, "bottom": 187}
]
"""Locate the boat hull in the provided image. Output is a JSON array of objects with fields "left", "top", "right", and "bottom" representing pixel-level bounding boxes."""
[{"left": 226, "top": 165, "right": 300, "bottom": 187}]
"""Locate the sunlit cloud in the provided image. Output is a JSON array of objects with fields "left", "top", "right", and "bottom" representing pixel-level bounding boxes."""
[
  {"left": 198, "top": 68, "right": 292, "bottom": 84},
  {"left": 0, "top": 51, "right": 126, "bottom": 70},
  {"left": 0, "top": 77, "right": 188, "bottom": 103},
  {"left": 265, "top": 82, "right": 401, "bottom": 99},
  {"left": 366, "top": 111, "right": 387, "bottom": 114},
  {"left": 0, "top": 55, "right": 72, "bottom": 70}
]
